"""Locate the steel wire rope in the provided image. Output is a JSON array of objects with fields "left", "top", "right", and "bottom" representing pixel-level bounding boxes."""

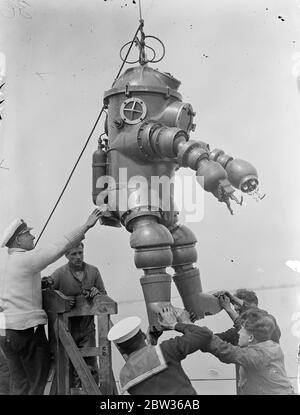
[{"left": 35, "top": 22, "right": 143, "bottom": 246}]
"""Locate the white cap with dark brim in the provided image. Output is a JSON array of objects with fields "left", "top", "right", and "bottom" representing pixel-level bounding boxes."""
[
  {"left": 0, "top": 218, "right": 33, "bottom": 248},
  {"left": 107, "top": 316, "right": 141, "bottom": 344}
]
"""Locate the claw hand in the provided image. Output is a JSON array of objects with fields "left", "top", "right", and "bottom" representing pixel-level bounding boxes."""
[{"left": 214, "top": 180, "right": 242, "bottom": 215}]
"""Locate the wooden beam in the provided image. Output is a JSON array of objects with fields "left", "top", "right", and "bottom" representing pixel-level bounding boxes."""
[
  {"left": 63, "top": 315, "right": 70, "bottom": 394},
  {"left": 97, "top": 314, "right": 112, "bottom": 395},
  {"left": 43, "top": 290, "right": 72, "bottom": 313},
  {"left": 44, "top": 364, "right": 55, "bottom": 395},
  {"left": 108, "top": 318, "right": 119, "bottom": 395},
  {"left": 58, "top": 319, "right": 101, "bottom": 395},
  {"left": 79, "top": 346, "right": 101, "bottom": 357},
  {"left": 66, "top": 295, "right": 117, "bottom": 317},
  {"left": 53, "top": 316, "right": 67, "bottom": 395}
]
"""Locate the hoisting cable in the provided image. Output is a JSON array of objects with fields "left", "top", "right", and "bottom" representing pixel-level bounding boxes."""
[
  {"left": 35, "top": 21, "right": 144, "bottom": 246},
  {"left": 113, "top": 21, "right": 144, "bottom": 83},
  {"left": 138, "top": 0, "right": 143, "bottom": 21},
  {"left": 34, "top": 107, "right": 105, "bottom": 246},
  {"left": 137, "top": 0, "right": 146, "bottom": 65}
]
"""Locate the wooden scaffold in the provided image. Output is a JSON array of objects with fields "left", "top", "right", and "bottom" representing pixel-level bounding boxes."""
[{"left": 42, "top": 289, "right": 118, "bottom": 395}]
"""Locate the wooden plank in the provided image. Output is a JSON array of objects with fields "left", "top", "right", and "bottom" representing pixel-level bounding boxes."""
[
  {"left": 43, "top": 290, "right": 72, "bottom": 313},
  {"left": 44, "top": 293, "right": 118, "bottom": 395},
  {"left": 97, "top": 315, "right": 112, "bottom": 395},
  {"left": 79, "top": 346, "right": 101, "bottom": 357},
  {"left": 111, "top": 369, "right": 119, "bottom": 395},
  {"left": 108, "top": 318, "right": 120, "bottom": 395},
  {"left": 63, "top": 315, "right": 70, "bottom": 394},
  {"left": 49, "top": 371, "right": 57, "bottom": 395},
  {"left": 53, "top": 316, "right": 67, "bottom": 395},
  {"left": 58, "top": 315, "right": 68, "bottom": 395},
  {"left": 66, "top": 295, "right": 117, "bottom": 317},
  {"left": 46, "top": 310, "right": 58, "bottom": 394},
  {"left": 44, "top": 364, "right": 55, "bottom": 395},
  {"left": 58, "top": 319, "right": 101, "bottom": 395}
]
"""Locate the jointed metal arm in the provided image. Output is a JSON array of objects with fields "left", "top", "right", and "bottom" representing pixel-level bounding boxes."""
[{"left": 137, "top": 122, "right": 241, "bottom": 213}]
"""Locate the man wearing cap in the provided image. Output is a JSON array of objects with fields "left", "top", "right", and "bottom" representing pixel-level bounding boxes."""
[
  {"left": 213, "top": 289, "right": 281, "bottom": 394},
  {"left": 47, "top": 242, "right": 107, "bottom": 388},
  {"left": 0, "top": 208, "right": 102, "bottom": 395},
  {"left": 108, "top": 307, "right": 212, "bottom": 395}
]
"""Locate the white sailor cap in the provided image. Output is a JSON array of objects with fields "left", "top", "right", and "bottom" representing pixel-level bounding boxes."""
[
  {"left": 107, "top": 316, "right": 142, "bottom": 344},
  {"left": 0, "top": 218, "right": 33, "bottom": 248}
]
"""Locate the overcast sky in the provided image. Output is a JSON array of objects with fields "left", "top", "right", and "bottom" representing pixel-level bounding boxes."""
[{"left": 0, "top": 0, "right": 300, "bottom": 392}]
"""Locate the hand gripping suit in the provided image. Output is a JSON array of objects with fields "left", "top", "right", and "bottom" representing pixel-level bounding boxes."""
[{"left": 92, "top": 65, "right": 259, "bottom": 331}]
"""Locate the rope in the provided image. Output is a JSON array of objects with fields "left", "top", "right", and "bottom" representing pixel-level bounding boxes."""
[
  {"left": 138, "top": 0, "right": 145, "bottom": 64},
  {"left": 35, "top": 107, "right": 105, "bottom": 246},
  {"left": 113, "top": 22, "right": 143, "bottom": 84},
  {"left": 138, "top": 0, "right": 143, "bottom": 21},
  {"left": 35, "top": 22, "right": 143, "bottom": 246}
]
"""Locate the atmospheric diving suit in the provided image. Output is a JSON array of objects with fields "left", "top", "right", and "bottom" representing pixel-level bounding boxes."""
[{"left": 92, "top": 64, "right": 259, "bottom": 331}]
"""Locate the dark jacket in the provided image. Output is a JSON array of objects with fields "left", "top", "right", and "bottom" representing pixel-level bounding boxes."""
[
  {"left": 202, "top": 335, "right": 294, "bottom": 395},
  {"left": 215, "top": 306, "right": 282, "bottom": 394},
  {"left": 215, "top": 320, "right": 241, "bottom": 393},
  {"left": 121, "top": 323, "right": 212, "bottom": 395},
  {"left": 51, "top": 262, "right": 106, "bottom": 296},
  {"left": 51, "top": 262, "right": 106, "bottom": 335}
]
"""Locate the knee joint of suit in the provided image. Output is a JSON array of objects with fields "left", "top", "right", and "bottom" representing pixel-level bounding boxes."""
[{"left": 130, "top": 216, "right": 174, "bottom": 269}]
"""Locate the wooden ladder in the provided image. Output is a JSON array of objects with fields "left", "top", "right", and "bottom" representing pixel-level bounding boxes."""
[{"left": 42, "top": 290, "right": 118, "bottom": 395}]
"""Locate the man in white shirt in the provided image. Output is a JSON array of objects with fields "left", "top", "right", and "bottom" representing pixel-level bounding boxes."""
[{"left": 0, "top": 209, "right": 102, "bottom": 395}]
